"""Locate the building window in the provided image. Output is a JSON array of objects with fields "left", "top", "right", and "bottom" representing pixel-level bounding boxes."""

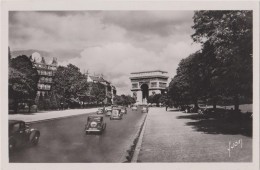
[
  {"left": 132, "top": 83, "right": 138, "bottom": 89},
  {"left": 159, "top": 82, "right": 166, "bottom": 88},
  {"left": 151, "top": 82, "right": 157, "bottom": 87}
]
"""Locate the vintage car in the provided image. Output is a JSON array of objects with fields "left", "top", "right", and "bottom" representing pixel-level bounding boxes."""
[
  {"left": 141, "top": 105, "right": 149, "bottom": 113},
  {"left": 131, "top": 105, "right": 138, "bottom": 111},
  {"left": 120, "top": 107, "right": 127, "bottom": 114},
  {"left": 105, "top": 110, "right": 112, "bottom": 117},
  {"left": 105, "top": 106, "right": 112, "bottom": 112},
  {"left": 85, "top": 116, "right": 106, "bottom": 134},
  {"left": 96, "top": 107, "right": 105, "bottom": 114},
  {"left": 9, "top": 120, "right": 40, "bottom": 151},
  {"left": 110, "top": 109, "right": 123, "bottom": 120}
]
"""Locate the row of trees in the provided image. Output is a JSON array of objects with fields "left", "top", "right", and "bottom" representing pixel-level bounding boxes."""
[
  {"left": 8, "top": 52, "right": 119, "bottom": 112},
  {"left": 52, "top": 64, "right": 108, "bottom": 108},
  {"left": 147, "top": 93, "right": 168, "bottom": 106},
  {"left": 113, "top": 95, "right": 135, "bottom": 106},
  {"left": 168, "top": 11, "right": 252, "bottom": 112}
]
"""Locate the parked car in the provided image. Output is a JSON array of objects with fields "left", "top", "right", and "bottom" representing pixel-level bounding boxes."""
[
  {"left": 198, "top": 105, "right": 208, "bottom": 114},
  {"left": 85, "top": 116, "right": 106, "bottom": 134},
  {"left": 9, "top": 120, "right": 40, "bottom": 151},
  {"left": 96, "top": 108, "right": 105, "bottom": 114},
  {"left": 132, "top": 105, "right": 138, "bottom": 111},
  {"left": 110, "top": 108, "right": 123, "bottom": 120},
  {"left": 190, "top": 106, "right": 199, "bottom": 113}
]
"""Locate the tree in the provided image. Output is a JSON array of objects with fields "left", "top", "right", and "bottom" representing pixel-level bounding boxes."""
[
  {"left": 90, "top": 82, "right": 106, "bottom": 105},
  {"left": 49, "top": 92, "right": 60, "bottom": 110},
  {"left": 9, "top": 55, "right": 39, "bottom": 113},
  {"left": 113, "top": 95, "right": 123, "bottom": 105},
  {"left": 74, "top": 78, "right": 90, "bottom": 103},
  {"left": 168, "top": 52, "right": 206, "bottom": 108},
  {"left": 158, "top": 94, "right": 168, "bottom": 105},
  {"left": 192, "top": 11, "right": 253, "bottom": 111},
  {"left": 52, "top": 64, "right": 88, "bottom": 108}
]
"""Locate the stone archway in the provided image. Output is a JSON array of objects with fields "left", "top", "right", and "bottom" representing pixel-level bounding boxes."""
[{"left": 141, "top": 84, "right": 149, "bottom": 103}]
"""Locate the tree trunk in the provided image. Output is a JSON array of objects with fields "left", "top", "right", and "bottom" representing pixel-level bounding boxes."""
[
  {"left": 13, "top": 100, "right": 18, "bottom": 113},
  {"left": 213, "top": 98, "right": 217, "bottom": 110},
  {"left": 28, "top": 105, "right": 31, "bottom": 113},
  {"left": 234, "top": 95, "right": 240, "bottom": 112},
  {"left": 193, "top": 99, "right": 198, "bottom": 109}
]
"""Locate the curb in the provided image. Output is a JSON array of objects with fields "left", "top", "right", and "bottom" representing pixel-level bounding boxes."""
[
  {"left": 131, "top": 112, "right": 148, "bottom": 162},
  {"left": 122, "top": 111, "right": 148, "bottom": 162}
]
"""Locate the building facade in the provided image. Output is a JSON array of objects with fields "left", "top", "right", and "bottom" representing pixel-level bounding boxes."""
[
  {"left": 85, "top": 73, "right": 117, "bottom": 104},
  {"left": 129, "top": 70, "right": 169, "bottom": 104},
  {"left": 30, "top": 55, "right": 58, "bottom": 97}
]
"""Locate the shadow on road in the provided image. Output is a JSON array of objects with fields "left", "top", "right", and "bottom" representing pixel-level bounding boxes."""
[{"left": 177, "top": 114, "right": 252, "bottom": 137}]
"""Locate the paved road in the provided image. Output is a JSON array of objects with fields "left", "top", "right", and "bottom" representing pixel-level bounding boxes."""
[
  {"left": 9, "top": 108, "right": 147, "bottom": 162},
  {"left": 138, "top": 108, "right": 252, "bottom": 162}
]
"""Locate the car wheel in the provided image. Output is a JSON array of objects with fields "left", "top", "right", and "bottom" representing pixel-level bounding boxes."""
[{"left": 31, "top": 133, "right": 40, "bottom": 145}]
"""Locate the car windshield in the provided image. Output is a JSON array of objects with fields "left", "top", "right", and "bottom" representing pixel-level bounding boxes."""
[{"left": 88, "top": 117, "right": 102, "bottom": 122}]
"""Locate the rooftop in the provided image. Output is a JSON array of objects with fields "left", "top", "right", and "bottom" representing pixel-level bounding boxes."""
[
  {"left": 130, "top": 70, "right": 169, "bottom": 79},
  {"left": 89, "top": 75, "right": 110, "bottom": 84},
  {"left": 131, "top": 70, "right": 168, "bottom": 74}
]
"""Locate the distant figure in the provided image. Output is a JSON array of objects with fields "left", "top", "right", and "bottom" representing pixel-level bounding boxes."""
[{"left": 166, "top": 105, "right": 168, "bottom": 111}]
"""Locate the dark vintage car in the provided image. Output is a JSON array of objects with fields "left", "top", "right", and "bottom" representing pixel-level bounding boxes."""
[
  {"left": 9, "top": 120, "right": 40, "bottom": 151},
  {"left": 110, "top": 108, "right": 123, "bottom": 120},
  {"left": 85, "top": 116, "right": 106, "bottom": 134}
]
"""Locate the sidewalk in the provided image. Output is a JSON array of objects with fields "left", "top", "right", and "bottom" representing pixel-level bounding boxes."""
[
  {"left": 8, "top": 108, "right": 98, "bottom": 123},
  {"left": 137, "top": 108, "right": 252, "bottom": 162}
]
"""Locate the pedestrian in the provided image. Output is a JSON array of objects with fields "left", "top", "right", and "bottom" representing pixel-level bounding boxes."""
[{"left": 166, "top": 105, "right": 168, "bottom": 111}]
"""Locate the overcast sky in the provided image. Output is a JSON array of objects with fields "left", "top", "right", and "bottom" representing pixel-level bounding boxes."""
[{"left": 9, "top": 11, "right": 201, "bottom": 95}]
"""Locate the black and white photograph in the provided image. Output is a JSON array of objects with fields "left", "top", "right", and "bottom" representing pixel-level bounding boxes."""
[{"left": 1, "top": 1, "right": 259, "bottom": 170}]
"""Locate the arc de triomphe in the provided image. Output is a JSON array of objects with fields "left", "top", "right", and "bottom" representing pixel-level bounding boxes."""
[{"left": 129, "top": 70, "right": 169, "bottom": 104}]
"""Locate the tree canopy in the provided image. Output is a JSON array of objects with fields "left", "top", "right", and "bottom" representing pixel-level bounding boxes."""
[
  {"left": 113, "top": 95, "right": 135, "bottom": 106},
  {"left": 169, "top": 11, "right": 252, "bottom": 111},
  {"left": 9, "top": 55, "right": 39, "bottom": 112}
]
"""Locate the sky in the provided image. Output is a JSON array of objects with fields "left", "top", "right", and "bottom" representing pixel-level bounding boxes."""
[{"left": 9, "top": 11, "right": 201, "bottom": 95}]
